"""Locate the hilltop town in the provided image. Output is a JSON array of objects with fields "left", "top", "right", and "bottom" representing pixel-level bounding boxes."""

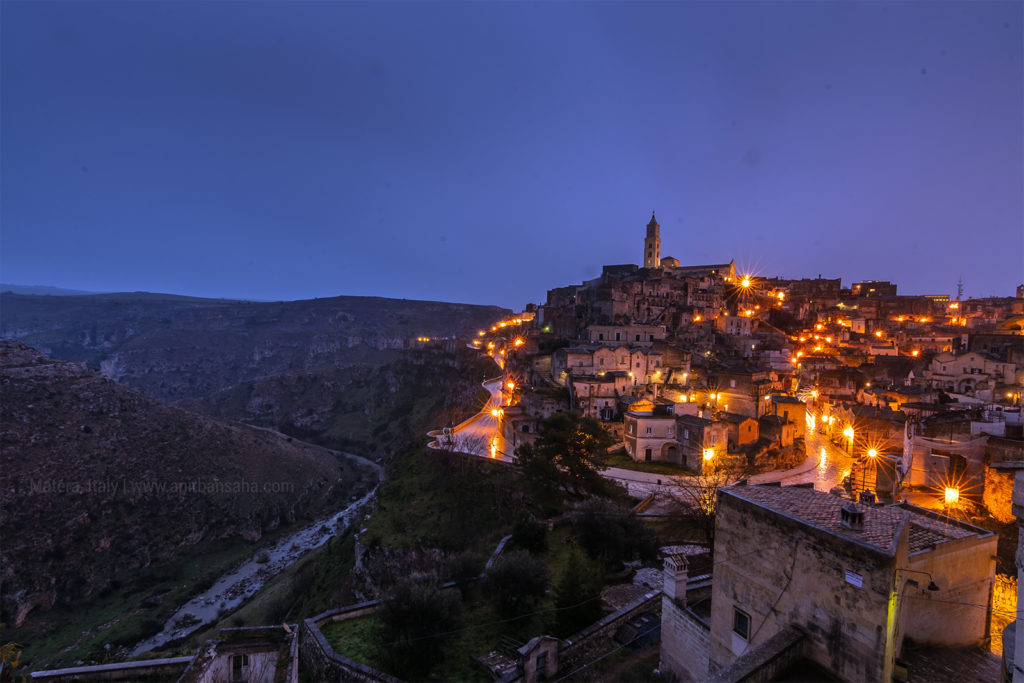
[{"left": 13, "top": 214, "right": 1024, "bottom": 683}]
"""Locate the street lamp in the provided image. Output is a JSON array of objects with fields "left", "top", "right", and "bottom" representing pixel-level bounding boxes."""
[
  {"left": 860, "top": 448, "right": 877, "bottom": 494},
  {"left": 703, "top": 448, "right": 715, "bottom": 461},
  {"left": 944, "top": 487, "right": 959, "bottom": 505}
]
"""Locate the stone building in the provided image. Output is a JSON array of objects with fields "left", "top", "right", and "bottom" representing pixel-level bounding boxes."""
[
  {"left": 717, "top": 412, "right": 759, "bottom": 451},
  {"left": 660, "top": 483, "right": 998, "bottom": 682},
  {"left": 770, "top": 395, "right": 807, "bottom": 439},
  {"left": 624, "top": 401, "right": 680, "bottom": 464}
]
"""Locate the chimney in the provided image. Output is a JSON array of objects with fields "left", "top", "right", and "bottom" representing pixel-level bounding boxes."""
[
  {"left": 840, "top": 504, "right": 865, "bottom": 532},
  {"left": 663, "top": 553, "right": 689, "bottom": 605}
]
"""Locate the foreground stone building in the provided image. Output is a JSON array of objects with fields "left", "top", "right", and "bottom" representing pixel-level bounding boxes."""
[{"left": 661, "top": 483, "right": 997, "bottom": 682}]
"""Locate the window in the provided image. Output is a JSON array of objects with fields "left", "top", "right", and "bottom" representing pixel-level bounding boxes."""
[
  {"left": 231, "top": 654, "right": 249, "bottom": 682},
  {"left": 598, "top": 333, "right": 604, "bottom": 340},
  {"left": 733, "top": 609, "right": 750, "bottom": 640},
  {"left": 730, "top": 379, "right": 736, "bottom": 388},
  {"left": 645, "top": 448, "right": 652, "bottom": 461},
  {"left": 635, "top": 334, "right": 641, "bottom": 341},
  {"left": 646, "top": 426, "right": 652, "bottom": 434},
  {"left": 649, "top": 334, "right": 654, "bottom": 341},
  {"left": 616, "top": 332, "right": 621, "bottom": 341}
]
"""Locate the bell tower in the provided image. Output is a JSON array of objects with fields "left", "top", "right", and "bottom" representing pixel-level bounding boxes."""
[{"left": 644, "top": 211, "right": 661, "bottom": 269}]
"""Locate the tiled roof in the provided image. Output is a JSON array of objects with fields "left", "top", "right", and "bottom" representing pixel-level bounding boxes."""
[
  {"left": 718, "top": 411, "right": 755, "bottom": 424},
  {"left": 678, "top": 415, "right": 712, "bottom": 428},
  {"left": 723, "top": 485, "right": 982, "bottom": 555}
]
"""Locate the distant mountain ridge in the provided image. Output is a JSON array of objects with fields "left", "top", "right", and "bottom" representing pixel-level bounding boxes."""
[
  {"left": 0, "top": 283, "right": 100, "bottom": 296},
  {"left": 0, "top": 290, "right": 509, "bottom": 403}
]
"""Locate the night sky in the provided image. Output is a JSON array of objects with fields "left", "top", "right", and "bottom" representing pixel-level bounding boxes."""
[{"left": 2, "top": 1, "right": 1021, "bottom": 309}]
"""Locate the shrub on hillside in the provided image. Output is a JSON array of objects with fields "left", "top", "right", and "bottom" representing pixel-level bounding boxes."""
[{"left": 484, "top": 550, "right": 550, "bottom": 617}]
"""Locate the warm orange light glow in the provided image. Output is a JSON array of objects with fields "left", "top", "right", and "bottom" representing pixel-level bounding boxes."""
[
  {"left": 949, "top": 302, "right": 959, "bottom": 309},
  {"left": 693, "top": 315, "right": 702, "bottom": 322},
  {"left": 911, "top": 350, "right": 920, "bottom": 357},
  {"left": 843, "top": 426, "right": 854, "bottom": 439},
  {"left": 490, "top": 408, "right": 500, "bottom": 417},
  {"left": 867, "top": 448, "right": 878, "bottom": 458},
  {"left": 815, "top": 324, "right": 823, "bottom": 330},
  {"left": 741, "top": 277, "right": 751, "bottom": 288},
  {"left": 825, "top": 337, "right": 832, "bottom": 343},
  {"left": 487, "top": 342, "right": 495, "bottom": 350},
  {"left": 703, "top": 448, "right": 715, "bottom": 461},
  {"left": 874, "top": 330, "right": 883, "bottom": 338},
  {"left": 944, "top": 487, "right": 959, "bottom": 505},
  {"left": 777, "top": 292, "right": 785, "bottom": 300},
  {"left": 506, "top": 381, "right": 516, "bottom": 391},
  {"left": 478, "top": 330, "right": 486, "bottom": 336},
  {"left": 513, "top": 338, "right": 525, "bottom": 347}
]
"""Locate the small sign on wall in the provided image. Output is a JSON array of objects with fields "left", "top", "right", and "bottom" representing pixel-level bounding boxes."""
[{"left": 845, "top": 570, "right": 863, "bottom": 588}]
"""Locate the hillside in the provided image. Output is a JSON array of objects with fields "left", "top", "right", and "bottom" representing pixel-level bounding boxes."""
[
  {"left": 0, "top": 291, "right": 509, "bottom": 403},
  {"left": 182, "top": 347, "right": 499, "bottom": 457},
  {"left": 0, "top": 341, "right": 375, "bottom": 635}
]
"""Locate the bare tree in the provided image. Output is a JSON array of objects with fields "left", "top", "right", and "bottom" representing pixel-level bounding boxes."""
[{"left": 661, "top": 459, "right": 751, "bottom": 546}]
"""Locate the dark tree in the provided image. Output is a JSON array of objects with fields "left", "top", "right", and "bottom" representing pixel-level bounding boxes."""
[
  {"left": 572, "top": 499, "right": 659, "bottom": 567},
  {"left": 553, "top": 547, "right": 604, "bottom": 637},
  {"left": 514, "top": 411, "right": 615, "bottom": 499},
  {"left": 484, "top": 550, "right": 550, "bottom": 617},
  {"left": 378, "top": 572, "right": 462, "bottom": 678},
  {"left": 512, "top": 513, "right": 548, "bottom": 554}
]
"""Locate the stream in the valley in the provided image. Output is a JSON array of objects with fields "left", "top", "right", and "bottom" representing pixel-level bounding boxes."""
[{"left": 130, "top": 453, "right": 381, "bottom": 656}]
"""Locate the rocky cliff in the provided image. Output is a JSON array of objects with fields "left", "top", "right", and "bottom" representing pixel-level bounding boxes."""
[{"left": 0, "top": 341, "right": 373, "bottom": 629}]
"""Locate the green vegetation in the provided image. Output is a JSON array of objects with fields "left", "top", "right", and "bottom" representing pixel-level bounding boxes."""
[
  {"left": 378, "top": 573, "right": 463, "bottom": 678},
  {"left": 553, "top": 548, "right": 605, "bottom": 638},
  {"left": 484, "top": 551, "right": 550, "bottom": 617},
  {"left": 13, "top": 526, "right": 301, "bottom": 671},
  {"left": 515, "top": 412, "right": 619, "bottom": 506},
  {"left": 361, "top": 444, "right": 530, "bottom": 553},
  {"left": 602, "top": 449, "right": 688, "bottom": 476}
]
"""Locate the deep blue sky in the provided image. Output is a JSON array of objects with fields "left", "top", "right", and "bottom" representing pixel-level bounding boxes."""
[{"left": 2, "top": 1, "right": 1021, "bottom": 309}]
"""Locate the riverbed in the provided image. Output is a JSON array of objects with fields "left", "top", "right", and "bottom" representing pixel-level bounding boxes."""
[{"left": 130, "top": 457, "right": 380, "bottom": 656}]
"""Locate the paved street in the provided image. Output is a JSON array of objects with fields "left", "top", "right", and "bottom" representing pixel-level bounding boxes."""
[
  {"left": 431, "top": 377, "right": 857, "bottom": 495},
  {"left": 431, "top": 378, "right": 516, "bottom": 462}
]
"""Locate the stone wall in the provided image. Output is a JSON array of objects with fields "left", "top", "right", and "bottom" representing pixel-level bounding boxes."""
[
  {"left": 558, "top": 590, "right": 662, "bottom": 671},
  {"left": 300, "top": 604, "right": 400, "bottom": 683},
  {"left": 986, "top": 466, "right": 1016, "bottom": 522},
  {"left": 660, "top": 595, "right": 711, "bottom": 682}
]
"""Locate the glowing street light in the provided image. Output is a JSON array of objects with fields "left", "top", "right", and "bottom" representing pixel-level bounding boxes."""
[
  {"left": 944, "top": 487, "right": 959, "bottom": 505},
  {"left": 506, "top": 380, "right": 516, "bottom": 391},
  {"left": 513, "top": 338, "right": 525, "bottom": 347},
  {"left": 843, "top": 426, "right": 854, "bottom": 440},
  {"left": 703, "top": 448, "right": 715, "bottom": 461},
  {"left": 741, "top": 277, "right": 751, "bottom": 288}
]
